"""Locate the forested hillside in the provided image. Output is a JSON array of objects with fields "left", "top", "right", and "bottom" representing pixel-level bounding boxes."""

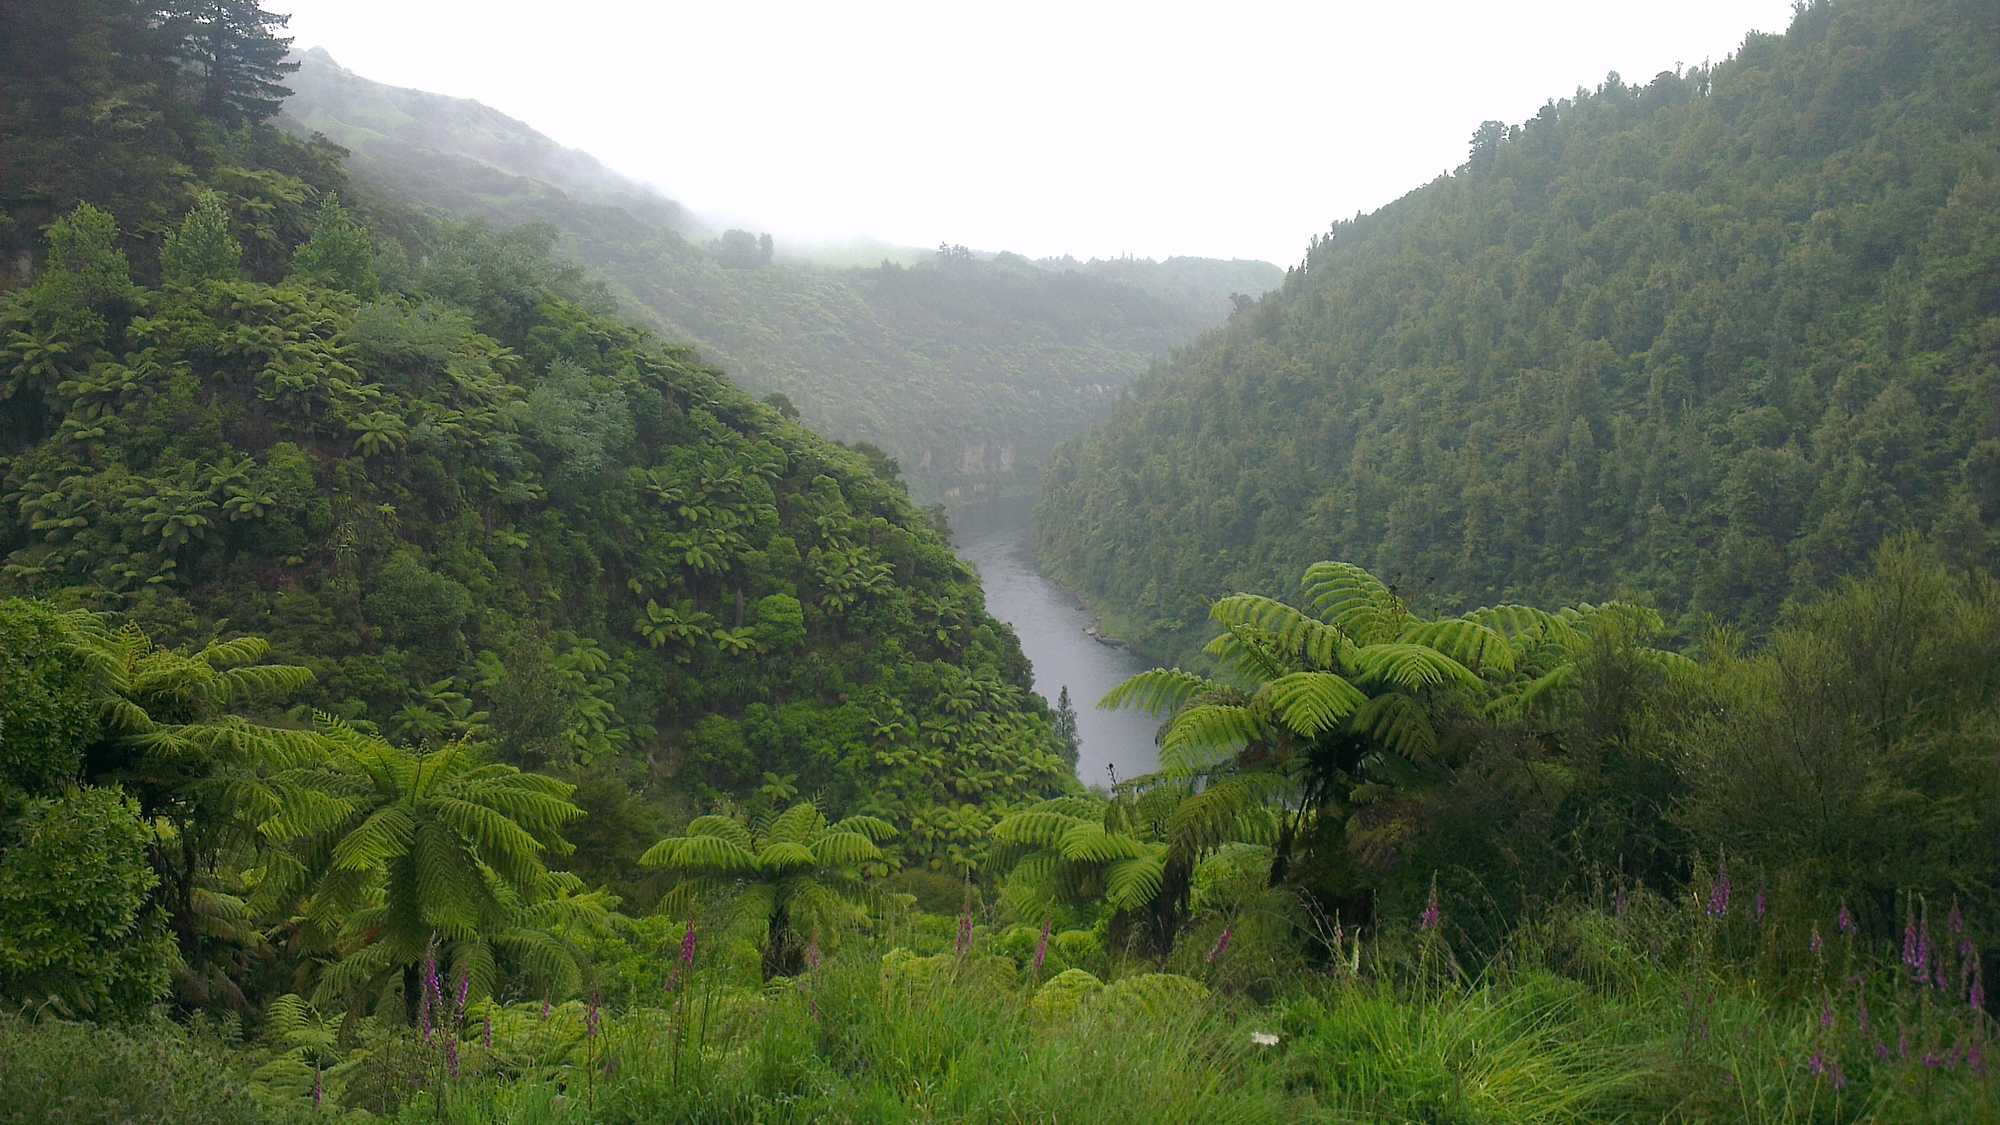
[
  {"left": 1037, "top": 0, "right": 2000, "bottom": 659},
  {"left": 280, "top": 50, "right": 1279, "bottom": 508},
  {"left": 0, "top": 2, "right": 1074, "bottom": 898}
]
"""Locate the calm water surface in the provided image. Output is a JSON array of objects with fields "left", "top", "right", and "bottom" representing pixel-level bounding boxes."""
[{"left": 954, "top": 521, "right": 1161, "bottom": 787}]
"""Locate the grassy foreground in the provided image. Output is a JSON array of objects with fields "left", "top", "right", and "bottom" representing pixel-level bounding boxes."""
[{"left": 3, "top": 884, "right": 1992, "bottom": 1124}]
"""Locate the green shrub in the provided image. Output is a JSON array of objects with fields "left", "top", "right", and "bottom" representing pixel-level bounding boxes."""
[
  {"left": 0, "top": 1013, "right": 297, "bottom": 1124},
  {"left": 0, "top": 787, "right": 172, "bottom": 1019}
]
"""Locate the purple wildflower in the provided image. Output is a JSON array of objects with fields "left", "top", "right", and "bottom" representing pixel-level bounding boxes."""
[
  {"left": 1874, "top": 1040, "right": 1890, "bottom": 1062},
  {"left": 1971, "top": 970, "right": 1986, "bottom": 1013},
  {"left": 680, "top": 918, "right": 698, "bottom": 968},
  {"left": 955, "top": 906, "right": 974, "bottom": 957},
  {"left": 1810, "top": 925, "right": 1823, "bottom": 955},
  {"left": 1935, "top": 956, "right": 1950, "bottom": 992},
  {"left": 1808, "top": 1049, "right": 1826, "bottom": 1078},
  {"left": 1949, "top": 901, "right": 1965, "bottom": 936},
  {"left": 455, "top": 971, "right": 470, "bottom": 1016},
  {"left": 585, "top": 993, "right": 602, "bottom": 1040},
  {"left": 1903, "top": 909, "right": 1920, "bottom": 969},
  {"left": 444, "top": 1034, "right": 460, "bottom": 1080},
  {"left": 1706, "top": 857, "right": 1730, "bottom": 919},
  {"left": 1836, "top": 903, "right": 1854, "bottom": 935},
  {"left": 1031, "top": 919, "right": 1051, "bottom": 977},
  {"left": 312, "top": 1068, "right": 323, "bottom": 1108},
  {"left": 1421, "top": 875, "right": 1442, "bottom": 931},
  {"left": 539, "top": 997, "right": 551, "bottom": 1022},
  {"left": 482, "top": 1014, "right": 493, "bottom": 1050},
  {"left": 1208, "top": 925, "right": 1234, "bottom": 965},
  {"left": 1924, "top": 1051, "right": 1944, "bottom": 1070},
  {"left": 1820, "top": 1002, "right": 1834, "bottom": 1031}
]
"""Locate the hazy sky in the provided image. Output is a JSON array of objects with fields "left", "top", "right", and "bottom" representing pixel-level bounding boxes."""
[{"left": 270, "top": 0, "right": 1799, "bottom": 266}]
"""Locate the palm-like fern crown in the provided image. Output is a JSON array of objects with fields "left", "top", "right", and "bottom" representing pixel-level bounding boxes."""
[
  {"left": 1102, "top": 560, "right": 1690, "bottom": 795},
  {"left": 641, "top": 801, "right": 898, "bottom": 950},
  {"left": 263, "top": 716, "right": 584, "bottom": 972}
]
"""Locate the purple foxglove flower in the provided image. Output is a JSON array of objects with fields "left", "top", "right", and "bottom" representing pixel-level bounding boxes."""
[
  {"left": 1971, "top": 971, "right": 1986, "bottom": 1012},
  {"left": 585, "top": 994, "right": 602, "bottom": 1039},
  {"left": 482, "top": 1014, "right": 493, "bottom": 1050},
  {"left": 1836, "top": 903, "right": 1854, "bottom": 935},
  {"left": 1208, "top": 925, "right": 1233, "bottom": 965},
  {"left": 1705, "top": 857, "right": 1730, "bottom": 919},
  {"left": 1421, "top": 876, "right": 1442, "bottom": 931},
  {"left": 444, "top": 1034, "right": 459, "bottom": 1079},
  {"left": 680, "top": 918, "right": 698, "bottom": 967},
  {"left": 1031, "top": 919, "right": 1050, "bottom": 976},
  {"left": 1808, "top": 1049, "right": 1826, "bottom": 1077},
  {"left": 312, "top": 1068, "right": 323, "bottom": 1108},
  {"left": 455, "top": 972, "right": 470, "bottom": 1015},
  {"left": 1874, "top": 1040, "right": 1890, "bottom": 1061},
  {"left": 540, "top": 998, "right": 551, "bottom": 1022}
]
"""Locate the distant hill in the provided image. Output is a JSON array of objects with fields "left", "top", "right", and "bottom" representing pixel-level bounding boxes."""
[
  {"left": 1034, "top": 0, "right": 2000, "bottom": 659},
  {"left": 281, "top": 51, "right": 1280, "bottom": 509}
]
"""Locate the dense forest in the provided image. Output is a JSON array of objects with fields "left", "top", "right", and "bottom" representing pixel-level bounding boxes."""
[
  {"left": 0, "top": 0, "right": 1996, "bottom": 1121},
  {"left": 280, "top": 49, "right": 1279, "bottom": 509},
  {"left": 1036, "top": 0, "right": 2000, "bottom": 659}
]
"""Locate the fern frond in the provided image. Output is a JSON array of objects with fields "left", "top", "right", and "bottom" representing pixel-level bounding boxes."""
[
  {"left": 1396, "top": 618, "right": 1515, "bottom": 676},
  {"left": 1301, "top": 561, "right": 1399, "bottom": 644},
  {"left": 1348, "top": 643, "right": 1482, "bottom": 691},
  {"left": 1348, "top": 692, "right": 1439, "bottom": 761},
  {"left": 1259, "top": 671, "right": 1366, "bottom": 737},
  {"left": 1098, "top": 668, "right": 1223, "bottom": 716},
  {"left": 1103, "top": 853, "right": 1167, "bottom": 912},
  {"left": 1210, "top": 594, "right": 1349, "bottom": 667}
]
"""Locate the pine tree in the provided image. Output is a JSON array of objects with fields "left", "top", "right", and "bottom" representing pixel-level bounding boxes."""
[
  {"left": 288, "top": 195, "right": 377, "bottom": 296},
  {"left": 160, "top": 191, "right": 242, "bottom": 285},
  {"left": 175, "top": 1, "right": 299, "bottom": 127},
  {"left": 1053, "top": 685, "right": 1081, "bottom": 770}
]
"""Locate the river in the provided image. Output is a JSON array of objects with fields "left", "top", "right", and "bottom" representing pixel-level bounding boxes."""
[{"left": 953, "top": 518, "right": 1162, "bottom": 788}]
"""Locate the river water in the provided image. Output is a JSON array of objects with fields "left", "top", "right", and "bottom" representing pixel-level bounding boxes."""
[{"left": 953, "top": 519, "right": 1162, "bottom": 788}]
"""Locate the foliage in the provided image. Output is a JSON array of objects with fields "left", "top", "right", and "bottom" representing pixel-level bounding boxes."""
[
  {"left": 0, "top": 786, "right": 174, "bottom": 1020},
  {"left": 288, "top": 195, "right": 378, "bottom": 298},
  {"left": 642, "top": 802, "right": 897, "bottom": 975},
  {"left": 1037, "top": 0, "right": 2000, "bottom": 655},
  {"left": 162, "top": 193, "right": 244, "bottom": 287},
  {"left": 0, "top": 1012, "right": 304, "bottom": 1125}
]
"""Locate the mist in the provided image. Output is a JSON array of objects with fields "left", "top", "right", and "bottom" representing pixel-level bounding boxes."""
[{"left": 270, "top": 0, "right": 1797, "bottom": 264}]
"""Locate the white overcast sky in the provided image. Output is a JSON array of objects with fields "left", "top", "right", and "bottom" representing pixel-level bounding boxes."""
[{"left": 270, "top": 0, "right": 1799, "bottom": 266}]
